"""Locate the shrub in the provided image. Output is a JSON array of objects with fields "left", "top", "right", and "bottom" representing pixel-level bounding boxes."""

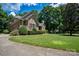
[
  {"left": 29, "top": 29, "right": 47, "bottom": 35},
  {"left": 3, "top": 29, "right": 9, "bottom": 34},
  {"left": 31, "top": 28, "right": 37, "bottom": 34},
  {"left": 32, "top": 28, "right": 37, "bottom": 32},
  {"left": 19, "top": 25, "right": 28, "bottom": 35},
  {"left": 37, "top": 30, "right": 47, "bottom": 34},
  {"left": 0, "top": 29, "right": 3, "bottom": 33},
  {"left": 10, "top": 30, "right": 19, "bottom": 36}
]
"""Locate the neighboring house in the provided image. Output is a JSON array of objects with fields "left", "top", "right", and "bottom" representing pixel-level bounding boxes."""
[{"left": 9, "top": 12, "right": 45, "bottom": 31}]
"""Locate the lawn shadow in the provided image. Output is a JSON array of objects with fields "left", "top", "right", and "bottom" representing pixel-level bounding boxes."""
[{"left": 59, "top": 34, "right": 79, "bottom": 37}]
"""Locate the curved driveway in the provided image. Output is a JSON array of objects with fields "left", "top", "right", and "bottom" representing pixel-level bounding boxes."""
[{"left": 0, "top": 34, "right": 79, "bottom": 56}]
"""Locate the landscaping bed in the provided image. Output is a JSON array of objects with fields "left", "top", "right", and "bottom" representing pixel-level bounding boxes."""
[{"left": 9, "top": 34, "right": 79, "bottom": 52}]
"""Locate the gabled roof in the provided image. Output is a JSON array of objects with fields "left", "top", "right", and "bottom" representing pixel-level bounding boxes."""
[
  {"left": 13, "top": 12, "right": 39, "bottom": 26},
  {"left": 22, "top": 12, "right": 33, "bottom": 19},
  {"left": 14, "top": 16, "right": 22, "bottom": 19},
  {"left": 14, "top": 12, "right": 34, "bottom": 20}
]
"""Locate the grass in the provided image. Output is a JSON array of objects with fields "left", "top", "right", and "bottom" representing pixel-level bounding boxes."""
[{"left": 9, "top": 34, "right": 79, "bottom": 52}]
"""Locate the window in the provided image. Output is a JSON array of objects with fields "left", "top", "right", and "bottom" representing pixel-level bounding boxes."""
[{"left": 39, "top": 26, "right": 42, "bottom": 30}]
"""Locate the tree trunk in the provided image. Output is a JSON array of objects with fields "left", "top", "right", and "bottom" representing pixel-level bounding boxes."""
[
  {"left": 59, "top": 27, "right": 61, "bottom": 33},
  {"left": 70, "top": 31, "right": 72, "bottom": 36}
]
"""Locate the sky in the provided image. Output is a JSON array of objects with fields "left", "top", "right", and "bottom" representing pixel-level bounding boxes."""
[{"left": 1, "top": 3, "right": 61, "bottom": 16}]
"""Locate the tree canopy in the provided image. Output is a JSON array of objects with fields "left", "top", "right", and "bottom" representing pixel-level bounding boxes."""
[
  {"left": 63, "top": 3, "right": 79, "bottom": 35},
  {"left": 0, "top": 4, "right": 14, "bottom": 33},
  {"left": 38, "top": 5, "right": 64, "bottom": 33}
]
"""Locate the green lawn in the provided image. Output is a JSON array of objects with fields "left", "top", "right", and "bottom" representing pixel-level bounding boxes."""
[{"left": 9, "top": 34, "right": 79, "bottom": 52}]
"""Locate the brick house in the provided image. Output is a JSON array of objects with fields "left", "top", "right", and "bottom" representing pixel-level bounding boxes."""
[{"left": 9, "top": 12, "right": 45, "bottom": 31}]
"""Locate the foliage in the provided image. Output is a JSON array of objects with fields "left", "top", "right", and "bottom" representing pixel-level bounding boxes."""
[
  {"left": 0, "top": 5, "right": 7, "bottom": 18},
  {"left": 28, "top": 30, "right": 46, "bottom": 35},
  {"left": 10, "top": 34, "right": 79, "bottom": 52},
  {"left": 30, "top": 30, "right": 46, "bottom": 35},
  {"left": 38, "top": 5, "right": 64, "bottom": 33},
  {"left": 0, "top": 4, "right": 13, "bottom": 33},
  {"left": 19, "top": 25, "right": 28, "bottom": 35},
  {"left": 0, "top": 4, "right": 8, "bottom": 33},
  {"left": 0, "top": 18, "right": 8, "bottom": 32},
  {"left": 63, "top": 3, "right": 79, "bottom": 36},
  {"left": 37, "top": 30, "right": 47, "bottom": 34},
  {"left": 28, "top": 27, "right": 47, "bottom": 35},
  {"left": 8, "top": 15, "right": 14, "bottom": 22},
  {"left": 32, "top": 28, "right": 37, "bottom": 32},
  {"left": 10, "top": 30, "right": 19, "bottom": 36}
]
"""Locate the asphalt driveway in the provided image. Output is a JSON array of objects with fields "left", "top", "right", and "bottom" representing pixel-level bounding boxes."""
[{"left": 0, "top": 34, "right": 79, "bottom": 56}]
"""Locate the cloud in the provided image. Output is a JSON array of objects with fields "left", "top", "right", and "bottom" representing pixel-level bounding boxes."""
[
  {"left": 49, "top": 3, "right": 61, "bottom": 7},
  {"left": 23, "top": 3, "right": 37, "bottom": 6},
  {"left": 49, "top": 3, "right": 66, "bottom": 7},
  {"left": 11, "top": 4, "right": 22, "bottom": 11},
  {"left": 2, "top": 3, "right": 37, "bottom": 12},
  {"left": 2, "top": 3, "right": 22, "bottom": 11},
  {"left": 9, "top": 12, "right": 16, "bottom": 16}
]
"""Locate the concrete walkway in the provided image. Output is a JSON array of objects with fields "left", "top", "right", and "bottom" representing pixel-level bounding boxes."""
[{"left": 0, "top": 34, "right": 79, "bottom": 56}]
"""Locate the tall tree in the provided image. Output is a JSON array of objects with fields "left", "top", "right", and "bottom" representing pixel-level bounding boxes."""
[
  {"left": 63, "top": 3, "right": 79, "bottom": 36},
  {"left": 0, "top": 4, "right": 10, "bottom": 32},
  {"left": 38, "top": 6, "right": 53, "bottom": 33},
  {"left": 57, "top": 4, "right": 65, "bottom": 33},
  {"left": 38, "top": 5, "right": 63, "bottom": 33}
]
